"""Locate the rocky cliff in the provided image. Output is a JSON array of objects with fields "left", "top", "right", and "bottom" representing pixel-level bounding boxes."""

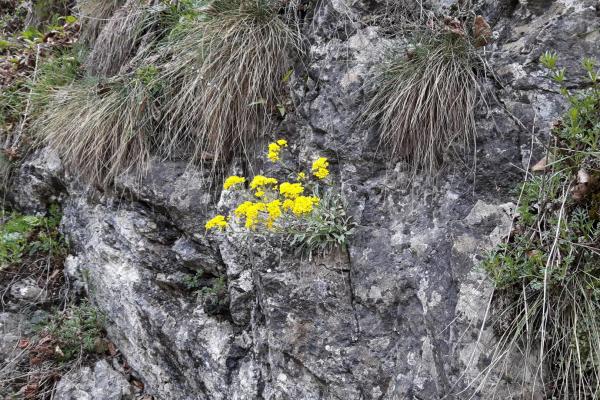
[{"left": 6, "top": 0, "right": 600, "bottom": 399}]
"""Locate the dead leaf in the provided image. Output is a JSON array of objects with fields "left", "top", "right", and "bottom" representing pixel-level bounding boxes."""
[
  {"left": 571, "top": 183, "right": 588, "bottom": 202},
  {"left": 23, "top": 382, "right": 39, "bottom": 399},
  {"left": 531, "top": 156, "right": 550, "bottom": 172},
  {"left": 18, "top": 338, "right": 30, "bottom": 349},
  {"left": 132, "top": 379, "right": 144, "bottom": 390},
  {"left": 578, "top": 168, "right": 590, "bottom": 184},
  {"left": 473, "top": 15, "right": 492, "bottom": 47},
  {"left": 107, "top": 341, "right": 118, "bottom": 357}
]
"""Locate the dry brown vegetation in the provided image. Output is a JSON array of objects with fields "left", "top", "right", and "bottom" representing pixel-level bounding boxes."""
[
  {"left": 363, "top": 14, "right": 488, "bottom": 178},
  {"left": 38, "top": 0, "right": 303, "bottom": 186}
]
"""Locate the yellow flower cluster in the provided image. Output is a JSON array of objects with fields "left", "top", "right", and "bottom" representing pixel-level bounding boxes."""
[
  {"left": 283, "top": 196, "right": 319, "bottom": 215},
  {"left": 267, "top": 139, "right": 288, "bottom": 162},
  {"left": 205, "top": 215, "right": 228, "bottom": 230},
  {"left": 250, "top": 175, "right": 278, "bottom": 190},
  {"left": 234, "top": 201, "right": 267, "bottom": 229},
  {"left": 233, "top": 199, "right": 284, "bottom": 229},
  {"left": 205, "top": 140, "right": 328, "bottom": 232},
  {"left": 279, "top": 182, "right": 304, "bottom": 199},
  {"left": 311, "top": 157, "right": 329, "bottom": 179},
  {"left": 223, "top": 175, "right": 246, "bottom": 190}
]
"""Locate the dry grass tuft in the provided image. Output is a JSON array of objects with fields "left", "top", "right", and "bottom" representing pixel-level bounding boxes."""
[
  {"left": 40, "top": 0, "right": 302, "bottom": 186},
  {"left": 156, "top": 0, "right": 303, "bottom": 170},
  {"left": 363, "top": 16, "right": 486, "bottom": 177},
  {"left": 38, "top": 76, "right": 155, "bottom": 187},
  {"left": 77, "top": 0, "right": 124, "bottom": 46},
  {"left": 84, "top": 0, "right": 158, "bottom": 77}
]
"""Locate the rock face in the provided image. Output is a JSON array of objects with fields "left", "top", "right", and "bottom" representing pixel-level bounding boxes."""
[
  {"left": 8, "top": 0, "right": 600, "bottom": 399},
  {"left": 55, "top": 359, "right": 134, "bottom": 400}
]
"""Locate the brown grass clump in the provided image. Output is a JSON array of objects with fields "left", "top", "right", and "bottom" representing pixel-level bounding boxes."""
[
  {"left": 363, "top": 15, "right": 487, "bottom": 177},
  {"left": 77, "top": 0, "right": 124, "bottom": 46},
  {"left": 37, "top": 76, "right": 155, "bottom": 187},
  {"left": 84, "top": 0, "right": 151, "bottom": 77},
  {"left": 156, "top": 0, "right": 303, "bottom": 170},
  {"left": 40, "top": 0, "right": 303, "bottom": 186}
]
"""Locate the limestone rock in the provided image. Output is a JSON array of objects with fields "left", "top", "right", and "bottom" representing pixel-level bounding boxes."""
[{"left": 55, "top": 359, "right": 134, "bottom": 400}]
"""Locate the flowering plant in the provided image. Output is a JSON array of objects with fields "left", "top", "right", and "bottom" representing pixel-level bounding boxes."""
[{"left": 205, "top": 139, "right": 354, "bottom": 257}]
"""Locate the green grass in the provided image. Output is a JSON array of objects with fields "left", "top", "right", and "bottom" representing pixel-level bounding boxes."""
[
  {"left": 479, "top": 54, "right": 600, "bottom": 399},
  {"left": 39, "top": 0, "right": 303, "bottom": 185},
  {"left": 45, "top": 301, "right": 106, "bottom": 361}
]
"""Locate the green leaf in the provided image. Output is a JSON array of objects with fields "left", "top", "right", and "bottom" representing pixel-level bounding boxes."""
[
  {"left": 282, "top": 68, "right": 293, "bottom": 83},
  {"left": 277, "top": 104, "right": 286, "bottom": 117},
  {"left": 64, "top": 15, "right": 78, "bottom": 24},
  {"left": 21, "top": 26, "right": 42, "bottom": 41}
]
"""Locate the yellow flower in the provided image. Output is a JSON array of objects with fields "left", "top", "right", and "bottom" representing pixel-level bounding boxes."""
[
  {"left": 282, "top": 199, "right": 294, "bottom": 211},
  {"left": 244, "top": 202, "right": 266, "bottom": 229},
  {"left": 234, "top": 201, "right": 254, "bottom": 218},
  {"left": 255, "top": 190, "right": 265, "bottom": 198},
  {"left": 267, "top": 143, "right": 281, "bottom": 162},
  {"left": 290, "top": 196, "right": 319, "bottom": 215},
  {"left": 223, "top": 175, "right": 246, "bottom": 190},
  {"left": 234, "top": 201, "right": 267, "bottom": 229},
  {"left": 311, "top": 157, "right": 329, "bottom": 180},
  {"left": 296, "top": 172, "right": 306, "bottom": 181},
  {"left": 205, "top": 215, "right": 228, "bottom": 231},
  {"left": 267, "top": 139, "right": 288, "bottom": 162},
  {"left": 279, "top": 182, "right": 304, "bottom": 199},
  {"left": 250, "top": 175, "right": 278, "bottom": 190},
  {"left": 266, "top": 200, "right": 282, "bottom": 229}
]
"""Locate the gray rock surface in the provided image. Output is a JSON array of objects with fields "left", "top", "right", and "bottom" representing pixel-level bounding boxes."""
[
  {"left": 7, "top": 0, "right": 600, "bottom": 399},
  {"left": 55, "top": 359, "right": 134, "bottom": 400}
]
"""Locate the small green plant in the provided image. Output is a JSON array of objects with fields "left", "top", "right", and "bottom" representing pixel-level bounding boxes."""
[
  {"left": 183, "top": 269, "right": 205, "bottom": 290},
  {"left": 0, "top": 204, "right": 65, "bottom": 267},
  {"left": 205, "top": 140, "right": 355, "bottom": 258},
  {"left": 27, "top": 47, "right": 84, "bottom": 113},
  {"left": 480, "top": 54, "right": 600, "bottom": 399},
  {"left": 363, "top": 13, "right": 488, "bottom": 177},
  {"left": 45, "top": 301, "right": 106, "bottom": 361},
  {"left": 289, "top": 189, "right": 356, "bottom": 259}
]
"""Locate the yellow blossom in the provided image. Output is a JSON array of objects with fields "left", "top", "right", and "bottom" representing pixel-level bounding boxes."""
[
  {"left": 244, "top": 202, "right": 266, "bottom": 229},
  {"left": 267, "top": 143, "right": 281, "bottom": 162},
  {"left": 234, "top": 201, "right": 254, "bottom": 218},
  {"left": 234, "top": 201, "right": 267, "bottom": 229},
  {"left": 279, "top": 182, "right": 304, "bottom": 199},
  {"left": 267, "top": 139, "right": 288, "bottom": 162},
  {"left": 290, "top": 196, "right": 319, "bottom": 215},
  {"left": 311, "top": 157, "right": 329, "bottom": 179},
  {"left": 223, "top": 175, "right": 246, "bottom": 190},
  {"left": 250, "top": 175, "right": 278, "bottom": 190},
  {"left": 282, "top": 199, "right": 294, "bottom": 211},
  {"left": 266, "top": 200, "right": 282, "bottom": 229},
  {"left": 255, "top": 190, "right": 265, "bottom": 198},
  {"left": 205, "top": 215, "right": 228, "bottom": 231},
  {"left": 296, "top": 172, "right": 306, "bottom": 181}
]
